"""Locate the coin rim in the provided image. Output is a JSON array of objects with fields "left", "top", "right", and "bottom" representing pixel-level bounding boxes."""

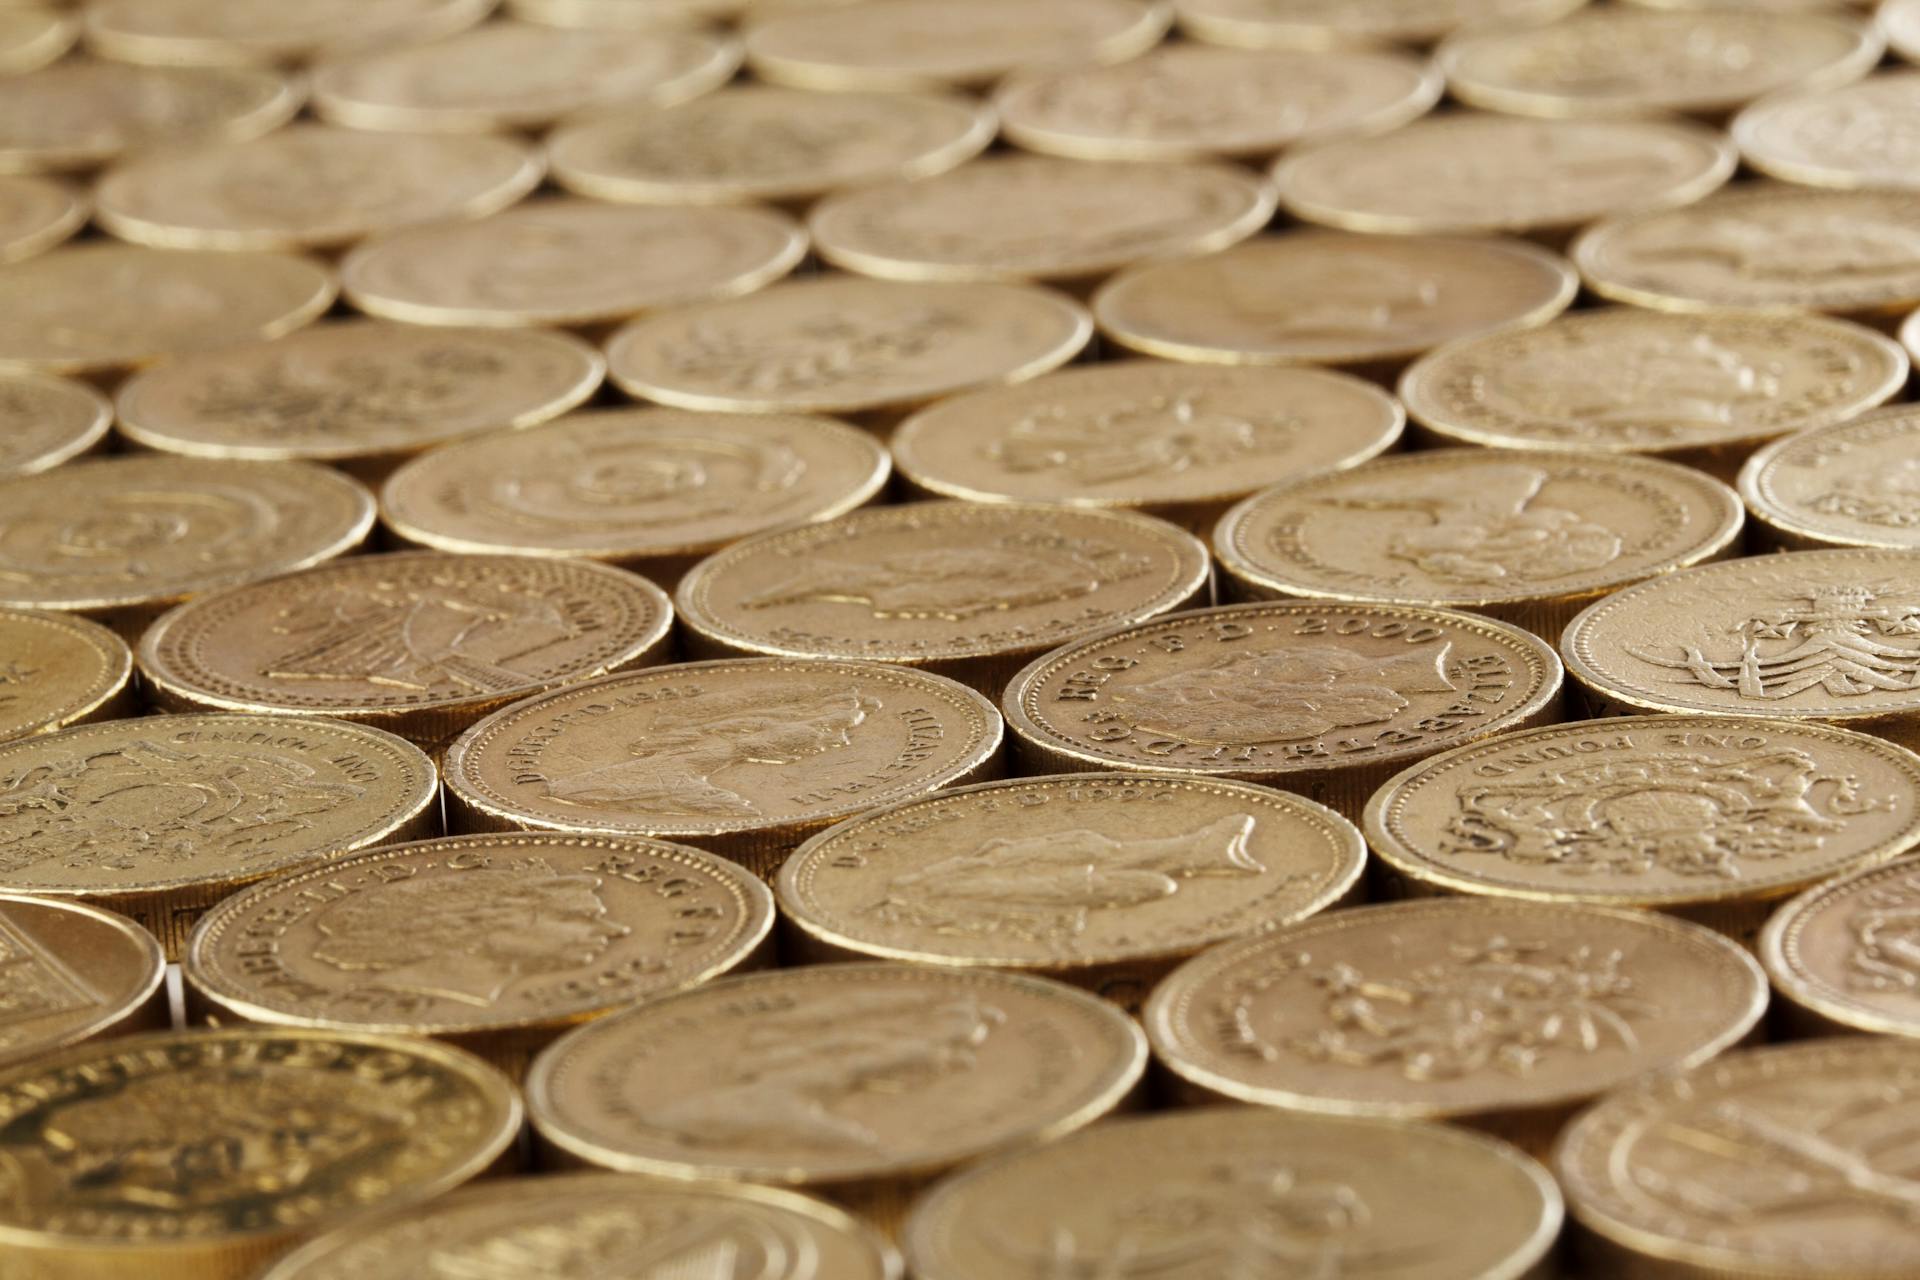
[
  {"left": 0, "top": 370, "right": 111, "bottom": 476},
  {"left": 0, "top": 175, "right": 88, "bottom": 265},
  {"left": 0, "top": 607, "right": 131, "bottom": 741},
  {"left": 1171, "top": 0, "right": 1588, "bottom": 50}
]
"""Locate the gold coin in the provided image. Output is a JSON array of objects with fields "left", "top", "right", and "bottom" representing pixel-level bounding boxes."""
[
  {"left": 341, "top": 198, "right": 806, "bottom": 329},
  {"left": 1092, "top": 231, "right": 1576, "bottom": 371},
  {"left": 0, "top": 61, "right": 299, "bottom": 174},
  {"left": 526, "top": 963, "right": 1144, "bottom": 1231},
  {"left": 1890, "top": 0, "right": 1920, "bottom": 64},
  {"left": 904, "top": 1108, "right": 1561, "bottom": 1280},
  {"left": 0, "top": 456, "right": 373, "bottom": 636},
  {"left": 260, "top": 1173, "right": 903, "bottom": 1280},
  {"left": 0, "top": 713, "right": 437, "bottom": 958},
  {"left": 1564, "top": 548, "right": 1920, "bottom": 750},
  {"left": 0, "top": 895, "right": 167, "bottom": 1070},
  {"left": 83, "top": 0, "right": 494, "bottom": 66},
  {"left": 0, "top": 371, "right": 109, "bottom": 477},
  {"left": 1365, "top": 715, "right": 1920, "bottom": 942},
  {"left": 1145, "top": 898, "right": 1765, "bottom": 1153},
  {"left": 808, "top": 155, "right": 1274, "bottom": 286},
  {"left": 378, "top": 406, "right": 889, "bottom": 584},
  {"left": 114, "top": 320, "right": 604, "bottom": 480},
  {"left": 676, "top": 502, "right": 1212, "bottom": 695},
  {"left": 0, "top": 608, "right": 132, "bottom": 743},
  {"left": 1439, "top": 8, "right": 1881, "bottom": 120},
  {"left": 1555, "top": 1039, "right": 1920, "bottom": 1279},
  {"left": 1273, "top": 113, "right": 1735, "bottom": 239},
  {"left": 0, "top": 245, "right": 334, "bottom": 376},
  {"left": 1399, "top": 306, "right": 1909, "bottom": 480},
  {"left": 1735, "top": 71, "right": 1920, "bottom": 190},
  {"left": 1740, "top": 404, "right": 1920, "bottom": 551},
  {"left": 0, "top": 1027, "right": 518, "bottom": 1280},
  {"left": 442, "top": 657, "right": 1003, "bottom": 881},
  {"left": 138, "top": 551, "right": 675, "bottom": 748},
  {"left": 994, "top": 42, "right": 1441, "bottom": 162},
  {"left": 0, "top": 7, "right": 75, "bottom": 74},
  {"left": 1761, "top": 854, "right": 1920, "bottom": 1037},
  {"left": 0, "top": 174, "right": 84, "bottom": 264},
  {"left": 547, "top": 85, "right": 994, "bottom": 208},
  {"left": 743, "top": 0, "right": 1170, "bottom": 92},
  {"left": 605, "top": 275, "right": 1092, "bottom": 419},
  {"left": 1002, "top": 600, "right": 1563, "bottom": 819},
  {"left": 94, "top": 124, "right": 542, "bottom": 252},
  {"left": 185, "top": 832, "right": 773, "bottom": 1079},
  {"left": 1574, "top": 184, "right": 1920, "bottom": 317},
  {"left": 1173, "top": 0, "right": 1587, "bottom": 49},
  {"left": 777, "top": 773, "right": 1363, "bottom": 1008},
  {"left": 1217, "top": 450, "right": 1744, "bottom": 642},
  {"left": 311, "top": 20, "right": 739, "bottom": 133}
]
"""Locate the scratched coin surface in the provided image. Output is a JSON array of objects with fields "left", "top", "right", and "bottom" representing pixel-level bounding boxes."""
[
  {"left": 0, "top": 61, "right": 299, "bottom": 174},
  {"left": 1760, "top": 854, "right": 1920, "bottom": 1038},
  {"left": 1735, "top": 71, "right": 1920, "bottom": 191},
  {"left": 0, "top": 895, "right": 167, "bottom": 1071},
  {"left": 1173, "top": 0, "right": 1587, "bottom": 49},
  {"left": 342, "top": 198, "right": 806, "bottom": 329},
  {"left": 1273, "top": 113, "right": 1735, "bottom": 238},
  {"left": 0, "top": 8, "right": 74, "bottom": 75},
  {"left": 1093, "top": 232, "right": 1575, "bottom": 369},
  {"left": 0, "top": 609, "right": 131, "bottom": 744},
  {"left": 605, "top": 276, "right": 1091, "bottom": 417},
  {"left": 82, "top": 0, "right": 494, "bottom": 65},
  {"left": 547, "top": 85, "right": 993, "bottom": 207},
  {"left": 0, "top": 175, "right": 84, "bottom": 264},
  {"left": 0, "top": 372, "right": 108, "bottom": 478},
  {"left": 905, "top": 1109, "right": 1561, "bottom": 1280},
  {"left": 1741, "top": 405, "right": 1920, "bottom": 552}
]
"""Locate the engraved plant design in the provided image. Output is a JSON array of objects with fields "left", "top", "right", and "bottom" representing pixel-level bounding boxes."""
[
  {"left": 1632, "top": 211, "right": 1920, "bottom": 282},
  {"left": 664, "top": 307, "right": 964, "bottom": 395},
  {"left": 1496, "top": 331, "right": 1778, "bottom": 443},
  {"left": 987, "top": 391, "right": 1298, "bottom": 485},
  {"left": 188, "top": 344, "right": 509, "bottom": 439},
  {"left": 1809, "top": 459, "right": 1920, "bottom": 531},
  {"left": 1844, "top": 871, "right": 1920, "bottom": 996}
]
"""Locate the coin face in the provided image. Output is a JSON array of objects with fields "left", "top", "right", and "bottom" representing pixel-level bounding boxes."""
[
  {"left": 995, "top": 43, "right": 1440, "bottom": 161},
  {"left": 527, "top": 964, "right": 1144, "bottom": 1187},
  {"left": 605, "top": 276, "right": 1092, "bottom": 417},
  {"left": 1555, "top": 1039, "right": 1920, "bottom": 1278},
  {"left": 0, "top": 372, "right": 109, "bottom": 477},
  {"left": 1092, "top": 232, "right": 1576, "bottom": 369},
  {"left": 0, "top": 61, "right": 299, "bottom": 174},
  {"left": 115, "top": 321, "right": 604, "bottom": 474},
  {"left": 1760, "top": 855, "right": 1920, "bottom": 1038},
  {"left": 1145, "top": 899, "right": 1765, "bottom": 1122},
  {"left": 905, "top": 1109, "right": 1561, "bottom": 1280},
  {"left": 0, "top": 609, "right": 131, "bottom": 743},
  {"left": 1735, "top": 71, "right": 1920, "bottom": 191},
  {"left": 1741, "top": 405, "right": 1920, "bottom": 551},
  {"left": 0, "top": 8, "right": 75, "bottom": 75},
  {"left": 0, "top": 896, "right": 166, "bottom": 1071},
  {"left": 139, "top": 552, "right": 675, "bottom": 746},
  {"left": 1273, "top": 113, "right": 1735, "bottom": 238},
  {"left": 379, "top": 407, "right": 889, "bottom": 576},
  {"left": 261, "top": 1174, "right": 902, "bottom": 1280},
  {"left": 1440, "top": 9, "right": 1881, "bottom": 119},
  {"left": 343, "top": 198, "right": 806, "bottom": 329},
  {"left": 311, "top": 21, "right": 739, "bottom": 132},
  {"left": 0, "top": 175, "right": 84, "bottom": 264},
  {"left": 1173, "top": 0, "right": 1587, "bottom": 48},
  {"left": 1562, "top": 548, "right": 1920, "bottom": 748},
  {"left": 743, "top": 0, "right": 1169, "bottom": 91},
  {"left": 547, "top": 85, "right": 994, "bottom": 207},
  {"left": 0, "top": 245, "right": 334, "bottom": 376},
  {"left": 1400, "top": 307, "right": 1908, "bottom": 473},
  {"left": 83, "top": 0, "right": 494, "bottom": 65}
]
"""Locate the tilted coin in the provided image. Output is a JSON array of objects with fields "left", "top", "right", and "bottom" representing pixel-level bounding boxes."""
[
  {"left": 1735, "top": 71, "right": 1920, "bottom": 191},
  {"left": 1092, "top": 231, "right": 1576, "bottom": 372},
  {"left": 1439, "top": 8, "right": 1881, "bottom": 120},
  {"left": 904, "top": 1108, "right": 1561, "bottom": 1280},
  {"left": 547, "top": 85, "right": 994, "bottom": 208},
  {"left": 0, "top": 60, "right": 299, "bottom": 174},
  {"left": 443, "top": 658, "right": 1003, "bottom": 881},
  {"left": 1400, "top": 307, "right": 1909, "bottom": 480},
  {"left": 114, "top": 321, "right": 604, "bottom": 480},
  {"left": 1366, "top": 716, "right": 1920, "bottom": 943},
  {"left": 604, "top": 276, "right": 1091, "bottom": 420},
  {"left": 676, "top": 502, "right": 1212, "bottom": 695},
  {"left": 0, "top": 714, "right": 437, "bottom": 957},
  {"left": 1761, "top": 854, "right": 1920, "bottom": 1037},
  {"left": 0, "top": 456, "right": 373, "bottom": 637},
  {"left": 995, "top": 43, "right": 1440, "bottom": 162},
  {"left": 0, "top": 371, "right": 109, "bottom": 477},
  {"left": 510, "top": 0, "right": 750, "bottom": 26},
  {"left": 1145, "top": 898, "right": 1766, "bottom": 1153},
  {"left": 0, "top": 609, "right": 132, "bottom": 743},
  {"left": 1216, "top": 450, "right": 1745, "bottom": 641},
  {"left": 138, "top": 551, "right": 675, "bottom": 749},
  {"left": 527, "top": 964, "right": 1144, "bottom": 1232},
  {"left": 891, "top": 361, "right": 1404, "bottom": 533},
  {"left": 0, "top": 7, "right": 75, "bottom": 74},
  {"left": 778, "top": 773, "right": 1363, "bottom": 1009},
  {"left": 743, "top": 0, "right": 1169, "bottom": 91},
  {"left": 0, "top": 1028, "right": 518, "bottom": 1280},
  {"left": 1173, "top": 0, "right": 1587, "bottom": 49},
  {"left": 1562, "top": 548, "right": 1920, "bottom": 750},
  {"left": 186, "top": 832, "right": 773, "bottom": 1079},
  {"left": 0, "top": 175, "right": 83, "bottom": 263},
  {"left": 0, "top": 245, "right": 334, "bottom": 376},
  {"left": 378, "top": 407, "right": 889, "bottom": 585},
  {"left": 1003, "top": 600, "right": 1563, "bottom": 819},
  {"left": 1891, "top": 0, "right": 1920, "bottom": 65},
  {"left": 1740, "top": 404, "right": 1920, "bottom": 551},
  {"left": 1555, "top": 1039, "right": 1920, "bottom": 1279},
  {"left": 94, "top": 124, "right": 542, "bottom": 252},
  {"left": 342, "top": 198, "right": 806, "bottom": 329},
  {"left": 0, "top": 896, "right": 167, "bottom": 1071},
  {"left": 82, "top": 0, "right": 494, "bottom": 66},
  {"left": 260, "top": 1174, "right": 903, "bottom": 1280},
  {"left": 311, "top": 20, "right": 739, "bottom": 133},
  {"left": 1273, "top": 113, "right": 1735, "bottom": 239}
]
